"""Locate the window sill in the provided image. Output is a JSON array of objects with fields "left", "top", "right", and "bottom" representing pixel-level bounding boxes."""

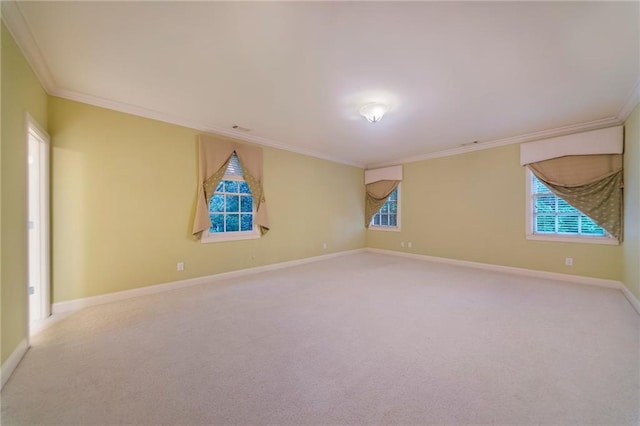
[
  {"left": 526, "top": 234, "right": 618, "bottom": 246},
  {"left": 201, "top": 231, "right": 261, "bottom": 244},
  {"left": 368, "top": 226, "right": 401, "bottom": 232}
]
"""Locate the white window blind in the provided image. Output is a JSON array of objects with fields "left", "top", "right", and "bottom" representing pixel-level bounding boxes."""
[{"left": 225, "top": 153, "right": 243, "bottom": 176}]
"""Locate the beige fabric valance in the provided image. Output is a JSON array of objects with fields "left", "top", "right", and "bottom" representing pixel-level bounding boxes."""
[
  {"left": 528, "top": 154, "right": 622, "bottom": 186},
  {"left": 365, "top": 165, "right": 403, "bottom": 184},
  {"left": 520, "top": 126, "right": 623, "bottom": 165},
  {"left": 192, "top": 135, "right": 269, "bottom": 236}
]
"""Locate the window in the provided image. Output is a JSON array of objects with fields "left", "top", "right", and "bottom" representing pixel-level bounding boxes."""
[
  {"left": 201, "top": 154, "right": 260, "bottom": 243},
  {"left": 526, "top": 171, "right": 615, "bottom": 244},
  {"left": 370, "top": 186, "right": 400, "bottom": 231}
]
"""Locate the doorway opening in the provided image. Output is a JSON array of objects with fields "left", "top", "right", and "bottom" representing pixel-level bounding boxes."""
[{"left": 27, "top": 115, "right": 50, "bottom": 331}]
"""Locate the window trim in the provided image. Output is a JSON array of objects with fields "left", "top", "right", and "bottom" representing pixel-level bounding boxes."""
[
  {"left": 200, "top": 174, "right": 260, "bottom": 244},
  {"left": 525, "top": 169, "right": 618, "bottom": 245},
  {"left": 369, "top": 183, "right": 401, "bottom": 232}
]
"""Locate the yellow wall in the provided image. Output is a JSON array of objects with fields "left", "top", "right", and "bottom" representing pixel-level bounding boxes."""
[
  {"left": 1, "top": 24, "right": 48, "bottom": 364},
  {"left": 368, "top": 143, "right": 623, "bottom": 280},
  {"left": 623, "top": 104, "right": 640, "bottom": 300},
  {"left": 48, "top": 97, "right": 365, "bottom": 302}
]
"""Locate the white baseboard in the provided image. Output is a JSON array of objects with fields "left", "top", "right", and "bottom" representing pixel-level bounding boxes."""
[
  {"left": 366, "top": 248, "right": 640, "bottom": 315},
  {"left": 619, "top": 284, "right": 640, "bottom": 316},
  {"left": 52, "top": 248, "right": 367, "bottom": 314},
  {"left": 367, "top": 248, "right": 640, "bottom": 316},
  {"left": 367, "top": 248, "right": 622, "bottom": 288},
  {"left": 1, "top": 338, "right": 29, "bottom": 390}
]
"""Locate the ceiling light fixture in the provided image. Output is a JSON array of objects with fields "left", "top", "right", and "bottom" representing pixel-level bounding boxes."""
[{"left": 360, "top": 103, "right": 388, "bottom": 123}]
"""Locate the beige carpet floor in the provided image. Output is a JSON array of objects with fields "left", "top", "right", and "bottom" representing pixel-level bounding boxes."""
[{"left": 1, "top": 252, "right": 639, "bottom": 425}]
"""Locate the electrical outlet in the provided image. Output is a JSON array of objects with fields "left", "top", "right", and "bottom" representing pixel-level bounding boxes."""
[
  {"left": 408, "top": 242, "right": 413, "bottom": 248},
  {"left": 177, "top": 262, "right": 184, "bottom": 271},
  {"left": 565, "top": 257, "right": 573, "bottom": 266},
  {"left": 323, "top": 243, "right": 327, "bottom": 249},
  {"left": 401, "top": 241, "right": 405, "bottom": 247}
]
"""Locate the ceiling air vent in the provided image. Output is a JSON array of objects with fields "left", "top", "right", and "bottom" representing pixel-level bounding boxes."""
[{"left": 232, "top": 125, "right": 252, "bottom": 132}]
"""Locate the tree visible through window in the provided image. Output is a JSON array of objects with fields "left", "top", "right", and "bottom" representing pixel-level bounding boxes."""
[
  {"left": 371, "top": 187, "right": 399, "bottom": 228},
  {"left": 531, "top": 174, "right": 606, "bottom": 237},
  {"left": 209, "top": 180, "right": 254, "bottom": 233}
]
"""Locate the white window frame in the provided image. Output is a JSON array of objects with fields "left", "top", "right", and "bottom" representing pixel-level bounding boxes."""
[
  {"left": 201, "top": 174, "right": 260, "bottom": 244},
  {"left": 525, "top": 169, "right": 617, "bottom": 245},
  {"left": 369, "top": 183, "right": 401, "bottom": 232}
]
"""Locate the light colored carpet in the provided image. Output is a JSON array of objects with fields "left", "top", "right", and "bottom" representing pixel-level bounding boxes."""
[{"left": 1, "top": 252, "right": 639, "bottom": 425}]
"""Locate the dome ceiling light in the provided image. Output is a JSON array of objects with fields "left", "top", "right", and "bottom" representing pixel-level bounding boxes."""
[{"left": 359, "top": 103, "right": 388, "bottom": 123}]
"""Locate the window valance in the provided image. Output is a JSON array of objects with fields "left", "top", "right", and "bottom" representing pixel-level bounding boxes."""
[
  {"left": 364, "top": 165, "right": 403, "bottom": 184},
  {"left": 520, "top": 126, "right": 622, "bottom": 165}
]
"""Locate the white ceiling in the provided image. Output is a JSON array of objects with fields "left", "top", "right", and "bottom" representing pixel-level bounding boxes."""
[{"left": 5, "top": 1, "right": 640, "bottom": 167}]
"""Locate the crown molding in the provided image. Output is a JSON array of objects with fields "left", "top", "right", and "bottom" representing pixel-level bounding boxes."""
[
  {"left": 617, "top": 77, "right": 640, "bottom": 122},
  {"left": 367, "top": 116, "right": 623, "bottom": 168},
  {"left": 54, "top": 88, "right": 365, "bottom": 168},
  {"left": 1, "top": 0, "right": 56, "bottom": 93}
]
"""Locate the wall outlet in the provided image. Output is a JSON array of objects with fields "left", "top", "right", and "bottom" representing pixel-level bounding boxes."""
[
  {"left": 401, "top": 241, "right": 405, "bottom": 247},
  {"left": 323, "top": 242, "right": 327, "bottom": 249},
  {"left": 565, "top": 257, "right": 573, "bottom": 266},
  {"left": 177, "top": 262, "right": 184, "bottom": 271},
  {"left": 408, "top": 242, "right": 413, "bottom": 248}
]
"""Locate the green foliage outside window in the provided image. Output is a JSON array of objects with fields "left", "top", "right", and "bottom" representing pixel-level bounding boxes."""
[{"left": 209, "top": 180, "right": 253, "bottom": 233}]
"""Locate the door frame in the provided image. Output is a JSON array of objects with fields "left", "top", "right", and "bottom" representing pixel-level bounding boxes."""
[{"left": 26, "top": 114, "right": 50, "bottom": 327}]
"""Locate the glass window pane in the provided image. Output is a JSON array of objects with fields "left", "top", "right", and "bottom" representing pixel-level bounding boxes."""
[
  {"left": 241, "top": 214, "right": 253, "bottom": 231},
  {"left": 239, "top": 181, "right": 251, "bottom": 194},
  {"left": 373, "top": 215, "right": 380, "bottom": 225},
  {"left": 210, "top": 214, "right": 224, "bottom": 233},
  {"left": 535, "top": 215, "right": 556, "bottom": 233},
  {"left": 389, "top": 189, "right": 398, "bottom": 201},
  {"left": 240, "top": 196, "right": 253, "bottom": 213},
  {"left": 225, "top": 195, "right": 239, "bottom": 212},
  {"left": 389, "top": 215, "right": 397, "bottom": 226},
  {"left": 226, "top": 214, "right": 239, "bottom": 232},
  {"left": 381, "top": 203, "right": 389, "bottom": 213},
  {"left": 224, "top": 180, "right": 238, "bottom": 193},
  {"left": 581, "top": 216, "right": 605, "bottom": 235},
  {"left": 209, "top": 194, "right": 224, "bottom": 213},
  {"left": 215, "top": 181, "right": 224, "bottom": 192},
  {"left": 381, "top": 215, "right": 389, "bottom": 226},
  {"left": 558, "top": 216, "right": 579, "bottom": 234},
  {"left": 389, "top": 201, "right": 397, "bottom": 214},
  {"left": 531, "top": 173, "right": 608, "bottom": 239},
  {"left": 535, "top": 196, "right": 555, "bottom": 213},
  {"left": 557, "top": 198, "right": 577, "bottom": 213}
]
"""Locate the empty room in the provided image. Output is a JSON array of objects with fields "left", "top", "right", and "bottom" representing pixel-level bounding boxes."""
[{"left": 1, "top": 1, "right": 639, "bottom": 424}]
